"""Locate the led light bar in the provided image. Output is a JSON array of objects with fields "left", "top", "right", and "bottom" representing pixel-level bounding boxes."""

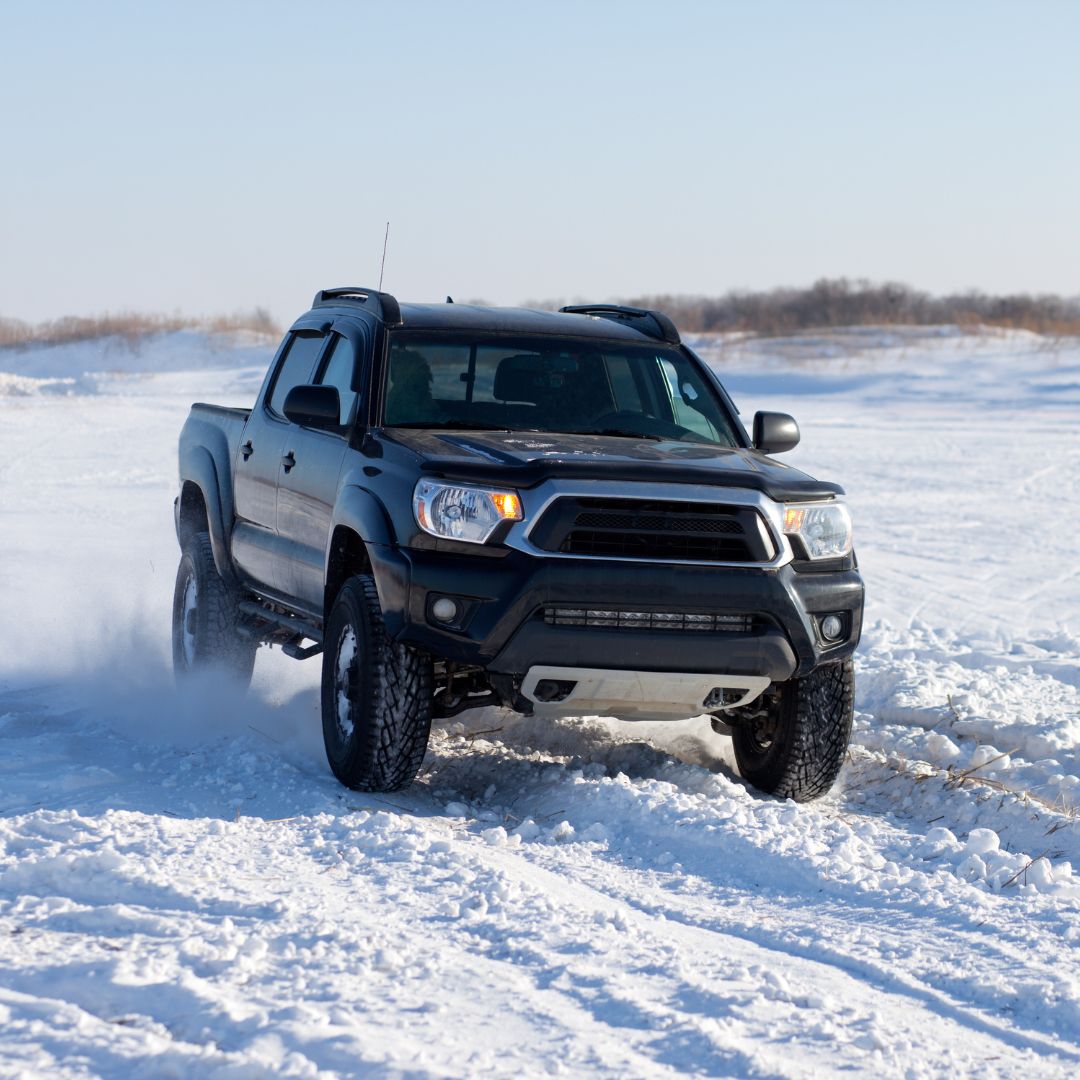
[{"left": 544, "top": 608, "right": 753, "bottom": 632}]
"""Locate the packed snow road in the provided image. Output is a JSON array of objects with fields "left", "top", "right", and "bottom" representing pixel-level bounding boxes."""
[{"left": 2, "top": 327, "right": 1079, "bottom": 1077}]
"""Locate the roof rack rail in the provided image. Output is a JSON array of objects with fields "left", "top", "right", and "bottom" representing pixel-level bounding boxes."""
[
  {"left": 312, "top": 286, "right": 402, "bottom": 326},
  {"left": 559, "top": 304, "right": 680, "bottom": 345}
]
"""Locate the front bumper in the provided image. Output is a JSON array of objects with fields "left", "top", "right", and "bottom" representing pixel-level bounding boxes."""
[{"left": 368, "top": 542, "right": 864, "bottom": 683}]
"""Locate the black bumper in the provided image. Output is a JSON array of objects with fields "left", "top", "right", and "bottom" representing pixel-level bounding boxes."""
[{"left": 369, "top": 543, "right": 864, "bottom": 682}]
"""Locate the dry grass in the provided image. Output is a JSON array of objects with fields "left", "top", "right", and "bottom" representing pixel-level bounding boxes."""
[
  {"left": 853, "top": 743, "right": 1078, "bottom": 822},
  {"left": 0, "top": 308, "right": 279, "bottom": 349},
  {"left": 11, "top": 281, "right": 1080, "bottom": 346}
]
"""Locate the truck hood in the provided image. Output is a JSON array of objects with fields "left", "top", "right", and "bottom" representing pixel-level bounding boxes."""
[{"left": 384, "top": 429, "right": 843, "bottom": 501}]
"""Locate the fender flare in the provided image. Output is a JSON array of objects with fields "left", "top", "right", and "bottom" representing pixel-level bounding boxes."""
[
  {"left": 177, "top": 444, "right": 235, "bottom": 582},
  {"left": 325, "top": 486, "right": 411, "bottom": 635},
  {"left": 329, "top": 485, "right": 395, "bottom": 550}
]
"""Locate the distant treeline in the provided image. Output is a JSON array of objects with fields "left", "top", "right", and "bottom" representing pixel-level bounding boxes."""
[
  {"left": 5, "top": 281, "right": 1080, "bottom": 347},
  {"left": 627, "top": 280, "right": 1080, "bottom": 336},
  {"left": 557, "top": 280, "right": 1080, "bottom": 337},
  {"left": 0, "top": 308, "right": 279, "bottom": 349}
]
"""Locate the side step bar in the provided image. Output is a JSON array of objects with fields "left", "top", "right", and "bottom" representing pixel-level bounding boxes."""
[
  {"left": 282, "top": 639, "right": 323, "bottom": 660},
  {"left": 238, "top": 601, "right": 324, "bottom": 660}
]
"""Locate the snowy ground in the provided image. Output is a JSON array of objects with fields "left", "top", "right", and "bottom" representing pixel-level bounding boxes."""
[{"left": 2, "top": 325, "right": 1079, "bottom": 1077}]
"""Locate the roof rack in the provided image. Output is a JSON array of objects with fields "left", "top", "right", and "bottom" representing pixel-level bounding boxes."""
[
  {"left": 559, "top": 304, "right": 680, "bottom": 345},
  {"left": 312, "top": 286, "right": 402, "bottom": 326}
]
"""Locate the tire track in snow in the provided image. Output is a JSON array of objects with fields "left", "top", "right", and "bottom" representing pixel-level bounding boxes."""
[
  {"left": 477, "top": 838, "right": 1079, "bottom": 1076},
  {"left": 424, "top": 719, "right": 1080, "bottom": 1065}
]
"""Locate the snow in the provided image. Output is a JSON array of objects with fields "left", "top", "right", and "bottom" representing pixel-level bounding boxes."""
[
  {"left": 0, "top": 329, "right": 277, "bottom": 384},
  {"left": 2, "top": 325, "right": 1080, "bottom": 1076}
]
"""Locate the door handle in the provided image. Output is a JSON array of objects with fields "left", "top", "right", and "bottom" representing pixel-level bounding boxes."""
[
  {"left": 281, "top": 451, "right": 296, "bottom": 473},
  {"left": 241, "top": 440, "right": 254, "bottom": 460}
]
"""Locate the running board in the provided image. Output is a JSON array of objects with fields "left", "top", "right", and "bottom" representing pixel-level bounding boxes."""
[
  {"left": 238, "top": 601, "right": 324, "bottom": 657},
  {"left": 282, "top": 638, "right": 323, "bottom": 660}
]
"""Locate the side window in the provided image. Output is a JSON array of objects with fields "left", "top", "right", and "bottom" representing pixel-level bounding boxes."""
[
  {"left": 268, "top": 332, "right": 325, "bottom": 417},
  {"left": 659, "top": 358, "right": 721, "bottom": 441},
  {"left": 317, "top": 334, "right": 359, "bottom": 426}
]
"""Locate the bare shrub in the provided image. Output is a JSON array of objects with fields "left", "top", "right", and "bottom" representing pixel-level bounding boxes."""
[{"left": 207, "top": 306, "right": 278, "bottom": 335}]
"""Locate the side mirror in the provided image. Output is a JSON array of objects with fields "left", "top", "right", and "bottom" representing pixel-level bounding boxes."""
[
  {"left": 753, "top": 411, "right": 800, "bottom": 454},
  {"left": 283, "top": 384, "right": 341, "bottom": 427}
]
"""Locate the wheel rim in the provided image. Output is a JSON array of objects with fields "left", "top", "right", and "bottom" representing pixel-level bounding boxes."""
[
  {"left": 744, "top": 709, "right": 779, "bottom": 756},
  {"left": 334, "top": 626, "right": 359, "bottom": 740},
  {"left": 181, "top": 573, "right": 198, "bottom": 668}
]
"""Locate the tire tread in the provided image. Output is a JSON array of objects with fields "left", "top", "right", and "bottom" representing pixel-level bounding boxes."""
[
  {"left": 173, "top": 532, "right": 257, "bottom": 684},
  {"left": 732, "top": 659, "right": 853, "bottom": 802},
  {"left": 322, "top": 575, "right": 433, "bottom": 792}
]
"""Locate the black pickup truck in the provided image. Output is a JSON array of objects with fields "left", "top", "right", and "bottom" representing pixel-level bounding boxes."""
[{"left": 173, "top": 288, "right": 863, "bottom": 801}]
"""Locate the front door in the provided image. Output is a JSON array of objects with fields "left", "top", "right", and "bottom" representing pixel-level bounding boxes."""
[
  {"left": 231, "top": 329, "right": 327, "bottom": 591},
  {"left": 275, "top": 327, "right": 366, "bottom": 609}
]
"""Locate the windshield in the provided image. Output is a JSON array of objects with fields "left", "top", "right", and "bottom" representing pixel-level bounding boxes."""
[{"left": 382, "top": 334, "right": 742, "bottom": 446}]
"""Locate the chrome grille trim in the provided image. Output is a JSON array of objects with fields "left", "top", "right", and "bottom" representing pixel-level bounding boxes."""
[{"left": 503, "top": 479, "right": 794, "bottom": 569}]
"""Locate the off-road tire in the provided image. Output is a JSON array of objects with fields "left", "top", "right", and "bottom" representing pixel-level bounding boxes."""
[
  {"left": 731, "top": 659, "right": 853, "bottom": 802},
  {"left": 321, "top": 575, "right": 434, "bottom": 792},
  {"left": 172, "top": 531, "right": 258, "bottom": 686}
]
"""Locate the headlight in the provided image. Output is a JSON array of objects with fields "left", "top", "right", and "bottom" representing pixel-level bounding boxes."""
[
  {"left": 413, "top": 480, "right": 523, "bottom": 544},
  {"left": 783, "top": 501, "right": 852, "bottom": 560}
]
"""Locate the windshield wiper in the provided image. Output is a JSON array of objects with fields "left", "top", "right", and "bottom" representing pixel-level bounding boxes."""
[
  {"left": 579, "top": 427, "right": 665, "bottom": 442},
  {"left": 391, "top": 420, "right": 516, "bottom": 432},
  {"left": 391, "top": 420, "right": 665, "bottom": 441}
]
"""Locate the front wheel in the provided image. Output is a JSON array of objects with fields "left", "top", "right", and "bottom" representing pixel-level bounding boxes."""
[
  {"left": 730, "top": 660, "right": 853, "bottom": 802},
  {"left": 321, "top": 575, "right": 434, "bottom": 792},
  {"left": 171, "top": 532, "right": 258, "bottom": 686}
]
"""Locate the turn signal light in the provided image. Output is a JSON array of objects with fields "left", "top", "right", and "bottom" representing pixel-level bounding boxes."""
[{"left": 491, "top": 492, "right": 523, "bottom": 520}]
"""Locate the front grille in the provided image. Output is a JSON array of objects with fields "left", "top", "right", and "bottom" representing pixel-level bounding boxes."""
[
  {"left": 544, "top": 607, "right": 754, "bottom": 633},
  {"left": 529, "top": 497, "right": 774, "bottom": 563},
  {"left": 573, "top": 511, "right": 743, "bottom": 534},
  {"left": 563, "top": 530, "right": 748, "bottom": 559}
]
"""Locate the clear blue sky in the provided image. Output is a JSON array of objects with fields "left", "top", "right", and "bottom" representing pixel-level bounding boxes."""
[{"left": 2, "top": 0, "right": 1078, "bottom": 324}]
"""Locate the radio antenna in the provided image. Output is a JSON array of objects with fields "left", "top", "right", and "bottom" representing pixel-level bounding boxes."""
[{"left": 378, "top": 222, "right": 390, "bottom": 291}]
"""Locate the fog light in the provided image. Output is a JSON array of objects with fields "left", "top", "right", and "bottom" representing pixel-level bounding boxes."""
[
  {"left": 431, "top": 597, "right": 459, "bottom": 623},
  {"left": 821, "top": 614, "right": 844, "bottom": 641}
]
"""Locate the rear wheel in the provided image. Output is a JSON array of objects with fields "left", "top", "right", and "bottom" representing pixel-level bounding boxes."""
[
  {"left": 321, "top": 575, "right": 434, "bottom": 792},
  {"left": 730, "top": 660, "right": 853, "bottom": 802},
  {"left": 171, "top": 532, "right": 257, "bottom": 686}
]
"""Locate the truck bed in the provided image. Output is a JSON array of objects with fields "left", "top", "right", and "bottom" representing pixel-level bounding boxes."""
[
  {"left": 178, "top": 403, "right": 252, "bottom": 495},
  {"left": 190, "top": 402, "right": 251, "bottom": 421}
]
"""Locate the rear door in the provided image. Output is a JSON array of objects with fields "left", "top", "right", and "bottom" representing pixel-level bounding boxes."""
[
  {"left": 275, "top": 321, "right": 369, "bottom": 609},
  {"left": 231, "top": 329, "right": 328, "bottom": 591}
]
